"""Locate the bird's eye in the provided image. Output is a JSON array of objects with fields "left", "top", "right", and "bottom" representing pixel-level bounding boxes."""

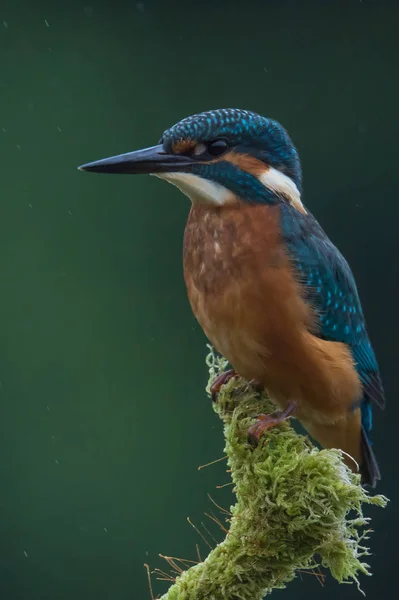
[{"left": 207, "top": 139, "right": 229, "bottom": 156}]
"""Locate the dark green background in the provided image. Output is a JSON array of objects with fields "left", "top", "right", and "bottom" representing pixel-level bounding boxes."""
[{"left": 0, "top": 1, "right": 397, "bottom": 598}]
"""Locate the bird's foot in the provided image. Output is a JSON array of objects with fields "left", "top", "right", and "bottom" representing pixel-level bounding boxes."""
[
  {"left": 248, "top": 401, "right": 297, "bottom": 446},
  {"left": 210, "top": 369, "right": 237, "bottom": 402}
]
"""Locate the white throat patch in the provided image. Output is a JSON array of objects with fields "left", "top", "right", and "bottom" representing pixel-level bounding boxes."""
[{"left": 153, "top": 172, "right": 236, "bottom": 206}]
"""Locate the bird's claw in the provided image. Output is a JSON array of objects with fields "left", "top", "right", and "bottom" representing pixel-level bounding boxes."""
[
  {"left": 247, "top": 401, "right": 297, "bottom": 446},
  {"left": 248, "top": 414, "right": 281, "bottom": 446},
  {"left": 210, "top": 369, "right": 237, "bottom": 402}
]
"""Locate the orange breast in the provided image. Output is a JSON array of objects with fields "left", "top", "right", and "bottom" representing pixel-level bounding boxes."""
[{"left": 183, "top": 203, "right": 362, "bottom": 422}]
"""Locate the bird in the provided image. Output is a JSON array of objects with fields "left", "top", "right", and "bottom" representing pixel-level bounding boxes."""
[{"left": 78, "top": 108, "right": 385, "bottom": 487}]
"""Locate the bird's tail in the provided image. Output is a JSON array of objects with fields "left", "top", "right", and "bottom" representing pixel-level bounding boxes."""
[{"left": 360, "top": 426, "right": 381, "bottom": 488}]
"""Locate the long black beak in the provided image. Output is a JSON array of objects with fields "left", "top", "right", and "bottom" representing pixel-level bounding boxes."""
[{"left": 78, "top": 144, "right": 194, "bottom": 175}]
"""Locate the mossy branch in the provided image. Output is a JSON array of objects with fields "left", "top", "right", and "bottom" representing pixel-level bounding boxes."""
[{"left": 156, "top": 347, "right": 388, "bottom": 599}]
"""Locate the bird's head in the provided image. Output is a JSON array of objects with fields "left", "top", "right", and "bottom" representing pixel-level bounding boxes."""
[{"left": 79, "top": 108, "right": 305, "bottom": 212}]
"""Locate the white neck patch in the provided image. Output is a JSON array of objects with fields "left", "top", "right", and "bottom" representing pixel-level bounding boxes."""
[
  {"left": 258, "top": 167, "right": 306, "bottom": 214},
  {"left": 154, "top": 172, "right": 236, "bottom": 206}
]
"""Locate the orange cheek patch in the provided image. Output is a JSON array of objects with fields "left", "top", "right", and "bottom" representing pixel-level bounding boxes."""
[
  {"left": 172, "top": 138, "right": 197, "bottom": 154},
  {"left": 221, "top": 151, "right": 267, "bottom": 176}
]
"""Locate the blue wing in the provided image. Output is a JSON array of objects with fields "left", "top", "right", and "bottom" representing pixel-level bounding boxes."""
[{"left": 280, "top": 205, "right": 385, "bottom": 430}]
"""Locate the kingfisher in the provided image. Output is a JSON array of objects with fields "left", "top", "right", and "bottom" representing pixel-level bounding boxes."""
[{"left": 79, "top": 108, "right": 385, "bottom": 487}]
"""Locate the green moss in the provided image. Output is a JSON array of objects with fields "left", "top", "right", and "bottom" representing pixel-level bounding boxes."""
[{"left": 158, "top": 347, "right": 388, "bottom": 599}]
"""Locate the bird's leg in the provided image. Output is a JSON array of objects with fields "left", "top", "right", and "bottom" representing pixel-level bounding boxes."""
[
  {"left": 248, "top": 400, "right": 297, "bottom": 446},
  {"left": 210, "top": 369, "right": 238, "bottom": 402}
]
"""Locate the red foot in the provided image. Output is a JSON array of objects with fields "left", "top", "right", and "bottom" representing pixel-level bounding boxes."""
[
  {"left": 210, "top": 369, "right": 237, "bottom": 401},
  {"left": 248, "top": 401, "right": 297, "bottom": 445}
]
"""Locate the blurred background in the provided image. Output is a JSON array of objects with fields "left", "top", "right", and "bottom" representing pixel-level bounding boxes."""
[{"left": 0, "top": 0, "right": 398, "bottom": 598}]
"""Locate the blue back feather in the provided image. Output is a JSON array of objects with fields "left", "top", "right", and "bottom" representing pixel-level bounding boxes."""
[{"left": 280, "top": 204, "right": 385, "bottom": 435}]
